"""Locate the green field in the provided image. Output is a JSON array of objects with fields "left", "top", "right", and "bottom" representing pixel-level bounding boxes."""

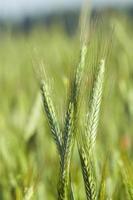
[{"left": 0, "top": 13, "right": 133, "bottom": 199}]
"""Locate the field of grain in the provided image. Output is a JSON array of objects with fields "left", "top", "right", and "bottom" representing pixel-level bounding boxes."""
[{"left": 0, "top": 13, "right": 133, "bottom": 199}]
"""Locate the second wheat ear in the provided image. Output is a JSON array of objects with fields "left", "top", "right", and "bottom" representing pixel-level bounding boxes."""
[{"left": 78, "top": 59, "right": 105, "bottom": 200}]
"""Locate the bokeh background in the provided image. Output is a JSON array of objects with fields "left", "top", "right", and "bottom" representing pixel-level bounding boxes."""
[{"left": 0, "top": 0, "right": 133, "bottom": 199}]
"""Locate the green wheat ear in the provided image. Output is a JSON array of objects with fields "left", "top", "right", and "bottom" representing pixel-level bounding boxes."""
[
  {"left": 77, "top": 58, "right": 105, "bottom": 200},
  {"left": 40, "top": 79, "right": 62, "bottom": 155},
  {"left": 86, "top": 59, "right": 105, "bottom": 153}
]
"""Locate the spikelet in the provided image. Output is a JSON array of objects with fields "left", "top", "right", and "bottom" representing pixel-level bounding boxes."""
[
  {"left": 40, "top": 80, "right": 62, "bottom": 155},
  {"left": 58, "top": 103, "right": 74, "bottom": 200},
  {"left": 79, "top": 147, "right": 97, "bottom": 200},
  {"left": 86, "top": 59, "right": 105, "bottom": 152}
]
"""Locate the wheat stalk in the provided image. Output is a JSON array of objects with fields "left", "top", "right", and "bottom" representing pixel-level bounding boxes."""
[
  {"left": 79, "top": 147, "right": 97, "bottom": 200},
  {"left": 58, "top": 103, "right": 74, "bottom": 200}
]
